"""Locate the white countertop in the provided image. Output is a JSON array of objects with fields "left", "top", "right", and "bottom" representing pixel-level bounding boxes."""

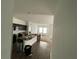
[{"left": 24, "top": 36, "right": 37, "bottom": 46}]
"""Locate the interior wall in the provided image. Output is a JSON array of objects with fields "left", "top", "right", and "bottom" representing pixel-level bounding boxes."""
[
  {"left": 28, "top": 21, "right": 38, "bottom": 34},
  {"left": 51, "top": 0, "right": 77, "bottom": 59},
  {"left": 1, "top": 0, "right": 14, "bottom": 59},
  {"left": 48, "top": 24, "right": 53, "bottom": 40}
]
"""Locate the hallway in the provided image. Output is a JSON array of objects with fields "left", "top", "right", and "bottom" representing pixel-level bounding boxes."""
[{"left": 11, "top": 41, "right": 50, "bottom": 59}]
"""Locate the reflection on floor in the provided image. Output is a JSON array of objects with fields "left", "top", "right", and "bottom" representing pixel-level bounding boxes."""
[{"left": 11, "top": 41, "right": 50, "bottom": 59}]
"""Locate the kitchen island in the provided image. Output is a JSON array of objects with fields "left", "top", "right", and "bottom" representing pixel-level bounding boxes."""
[{"left": 24, "top": 36, "right": 37, "bottom": 47}]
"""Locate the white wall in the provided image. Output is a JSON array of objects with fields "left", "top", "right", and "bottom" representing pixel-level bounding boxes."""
[
  {"left": 28, "top": 22, "right": 38, "bottom": 34},
  {"left": 2, "top": 0, "right": 14, "bottom": 59},
  {"left": 48, "top": 24, "right": 53, "bottom": 40},
  {"left": 51, "top": 0, "right": 77, "bottom": 59}
]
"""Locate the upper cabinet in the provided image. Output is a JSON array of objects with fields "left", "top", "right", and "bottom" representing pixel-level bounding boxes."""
[{"left": 13, "top": 23, "right": 27, "bottom": 31}]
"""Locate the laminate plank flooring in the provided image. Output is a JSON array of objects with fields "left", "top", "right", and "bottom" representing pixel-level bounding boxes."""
[{"left": 11, "top": 41, "right": 50, "bottom": 59}]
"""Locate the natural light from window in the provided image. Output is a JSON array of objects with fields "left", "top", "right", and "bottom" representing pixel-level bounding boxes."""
[
  {"left": 39, "top": 27, "right": 43, "bottom": 33},
  {"left": 39, "top": 27, "right": 47, "bottom": 34},
  {"left": 43, "top": 27, "right": 47, "bottom": 34}
]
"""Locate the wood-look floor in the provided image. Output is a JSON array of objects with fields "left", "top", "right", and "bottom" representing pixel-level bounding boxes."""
[{"left": 11, "top": 41, "right": 50, "bottom": 59}]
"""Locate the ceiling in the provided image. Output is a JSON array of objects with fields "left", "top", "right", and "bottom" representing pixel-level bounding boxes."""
[
  {"left": 14, "top": 0, "right": 58, "bottom": 15},
  {"left": 14, "top": 0, "right": 58, "bottom": 24},
  {"left": 14, "top": 14, "right": 54, "bottom": 24}
]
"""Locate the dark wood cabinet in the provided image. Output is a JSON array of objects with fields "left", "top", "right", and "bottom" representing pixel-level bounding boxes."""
[{"left": 13, "top": 23, "right": 27, "bottom": 31}]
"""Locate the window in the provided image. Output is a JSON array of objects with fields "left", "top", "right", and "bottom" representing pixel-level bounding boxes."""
[
  {"left": 39, "top": 27, "right": 43, "bottom": 33},
  {"left": 38, "top": 27, "right": 47, "bottom": 34},
  {"left": 43, "top": 27, "right": 47, "bottom": 34}
]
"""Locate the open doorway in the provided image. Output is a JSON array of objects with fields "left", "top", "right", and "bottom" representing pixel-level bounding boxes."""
[
  {"left": 11, "top": 0, "right": 55, "bottom": 59},
  {"left": 11, "top": 15, "right": 54, "bottom": 59}
]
